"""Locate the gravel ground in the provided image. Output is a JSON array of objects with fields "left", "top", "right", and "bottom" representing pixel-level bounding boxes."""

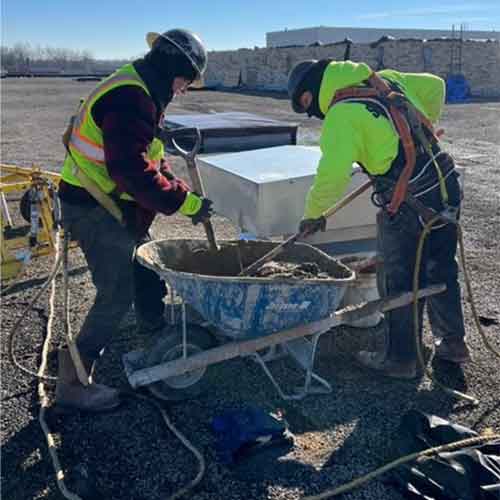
[{"left": 1, "top": 78, "right": 499, "bottom": 500}]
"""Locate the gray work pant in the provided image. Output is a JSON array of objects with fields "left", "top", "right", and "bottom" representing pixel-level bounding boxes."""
[
  {"left": 61, "top": 202, "right": 165, "bottom": 361},
  {"left": 376, "top": 170, "right": 466, "bottom": 363}
]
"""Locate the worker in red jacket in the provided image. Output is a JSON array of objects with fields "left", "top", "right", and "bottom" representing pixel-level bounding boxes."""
[{"left": 57, "top": 29, "right": 213, "bottom": 412}]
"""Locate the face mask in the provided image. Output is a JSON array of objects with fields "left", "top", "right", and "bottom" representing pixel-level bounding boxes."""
[
  {"left": 133, "top": 57, "right": 174, "bottom": 115},
  {"left": 298, "top": 59, "right": 332, "bottom": 120},
  {"left": 306, "top": 96, "right": 325, "bottom": 120}
]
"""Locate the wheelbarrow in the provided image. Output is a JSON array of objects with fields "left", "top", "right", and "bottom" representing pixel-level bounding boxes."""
[{"left": 124, "top": 239, "right": 445, "bottom": 401}]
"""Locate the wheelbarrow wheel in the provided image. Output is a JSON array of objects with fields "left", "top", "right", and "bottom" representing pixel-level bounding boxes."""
[{"left": 145, "top": 324, "right": 215, "bottom": 401}]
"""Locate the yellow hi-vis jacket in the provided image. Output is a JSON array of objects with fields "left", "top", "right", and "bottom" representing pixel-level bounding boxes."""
[{"left": 61, "top": 63, "right": 165, "bottom": 202}]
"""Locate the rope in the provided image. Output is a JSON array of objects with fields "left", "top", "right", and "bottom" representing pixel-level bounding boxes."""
[
  {"left": 413, "top": 216, "right": 478, "bottom": 404},
  {"left": 36, "top": 231, "right": 84, "bottom": 500},
  {"left": 302, "top": 431, "right": 500, "bottom": 499},
  {"left": 412, "top": 214, "right": 500, "bottom": 405},
  {"left": 159, "top": 404, "right": 205, "bottom": 500},
  {"left": 457, "top": 225, "right": 500, "bottom": 360},
  {"left": 62, "top": 231, "right": 89, "bottom": 386},
  {"left": 7, "top": 239, "right": 63, "bottom": 381},
  {"left": 130, "top": 393, "right": 206, "bottom": 500}
]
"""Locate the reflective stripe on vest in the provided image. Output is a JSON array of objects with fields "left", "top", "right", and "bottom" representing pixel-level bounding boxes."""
[{"left": 69, "top": 128, "right": 105, "bottom": 165}]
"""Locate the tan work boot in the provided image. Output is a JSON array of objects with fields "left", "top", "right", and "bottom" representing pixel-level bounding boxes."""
[
  {"left": 55, "top": 347, "right": 121, "bottom": 412},
  {"left": 355, "top": 350, "right": 417, "bottom": 380},
  {"left": 435, "top": 338, "right": 471, "bottom": 363}
]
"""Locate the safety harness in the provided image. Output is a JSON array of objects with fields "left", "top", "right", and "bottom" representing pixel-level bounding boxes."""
[{"left": 328, "top": 72, "right": 450, "bottom": 218}]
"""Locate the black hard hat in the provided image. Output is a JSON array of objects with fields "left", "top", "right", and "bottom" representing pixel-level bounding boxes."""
[
  {"left": 288, "top": 60, "right": 317, "bottom": 113},
  {"left": 146, "top": 29, "right": 208, "bottom": 79}
]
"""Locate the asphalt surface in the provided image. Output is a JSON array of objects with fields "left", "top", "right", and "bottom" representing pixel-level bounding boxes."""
[{"left": 1, "top": 78, "right": 499, "bottom": 500}]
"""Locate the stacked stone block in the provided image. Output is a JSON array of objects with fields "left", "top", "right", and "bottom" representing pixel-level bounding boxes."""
[{"left": 205, "top": 39, "right": 500, "bottom": 97}]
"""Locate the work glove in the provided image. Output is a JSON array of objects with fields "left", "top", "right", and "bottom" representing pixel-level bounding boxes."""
[
  {"left": 191, "top": 197, "right": 214, "bottom": 225},
  {"left": 299, "top": 216, "right": 327, "bottom": 236},
  {"left": 180, "top": 192, "right": 214, "bottom": 225}
]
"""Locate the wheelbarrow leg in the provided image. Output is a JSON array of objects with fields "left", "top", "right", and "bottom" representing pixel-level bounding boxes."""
[
  {"left": 284, "top": 332, "right": 332, "bottom": 399},
  {"left": 251, "top": 353, "right": 291, "bottom": 400},
  {"left": 251, "top": 328, "right": 332, "bottom": 401}
]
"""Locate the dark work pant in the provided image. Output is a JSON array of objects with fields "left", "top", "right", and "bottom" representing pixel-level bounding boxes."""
[
  {"left": 61, "top": 202, "right": 166, "bottom": 361},
  {"left": 376, "top": 171, "right": 466, "bottom": 363}
]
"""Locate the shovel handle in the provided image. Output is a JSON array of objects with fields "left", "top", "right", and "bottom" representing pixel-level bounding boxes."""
[
  {"left": 164, "top": 127, "right": 218, "bottom": 251},
  {"left": 238, "top": 232, "right": 302, "bottom": 276},
  {"left": 322, "top": 179, "right": 372, "bottom": 219}
]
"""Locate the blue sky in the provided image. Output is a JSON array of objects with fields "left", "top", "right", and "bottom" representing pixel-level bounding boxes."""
[{"left": 2, "top": 0, "right": 499, "bottom": 59}]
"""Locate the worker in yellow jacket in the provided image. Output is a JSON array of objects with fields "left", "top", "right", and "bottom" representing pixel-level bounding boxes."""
[{"left": 288, "top": 59, "right": 470, "bottom": 379}]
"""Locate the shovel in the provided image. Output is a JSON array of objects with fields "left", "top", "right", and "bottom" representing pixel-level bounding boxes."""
[
  {"left": 164, "top": 127, "right": 219, "bottom": 251},
  {"left": 239, "top": 179, "right": 373, "bottom": 276}
]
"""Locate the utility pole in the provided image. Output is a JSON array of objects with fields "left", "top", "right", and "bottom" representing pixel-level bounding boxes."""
[
  {"left": 450, "top": 23, "right": 466, "bottom": 76},
  {"left": 458, "top": 23, "right": 466, "bottom": 75},
  {"left": 449, "top": 24, "right": 456, "bottom": 76}
]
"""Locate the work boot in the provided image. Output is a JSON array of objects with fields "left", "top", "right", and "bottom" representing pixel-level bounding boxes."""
[
  {"left": 355, "top": 350, "right": 417, "bottom": 380},
  {"left": 55, "top": 347, "right": 121, "bottom": 412},
  {"left": 435, "top": 337, "right": 471, "bottom": 363}
]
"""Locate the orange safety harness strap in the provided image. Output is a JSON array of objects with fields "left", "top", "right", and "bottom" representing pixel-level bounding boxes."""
[{"left": 329, "top": 72, "right": 438, "bottom": 214}]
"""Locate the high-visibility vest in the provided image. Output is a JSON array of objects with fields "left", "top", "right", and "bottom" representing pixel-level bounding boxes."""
[{"left": 61, "top": 63, "right": 165, "bottom": 202}]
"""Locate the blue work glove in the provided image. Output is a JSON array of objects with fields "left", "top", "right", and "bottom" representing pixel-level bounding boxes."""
[
  {"left": 299, "top": 216, "right": 327, "bottom": 235},
  {"left": 180, "top": 192, "right": 214, "bottom": 225}
]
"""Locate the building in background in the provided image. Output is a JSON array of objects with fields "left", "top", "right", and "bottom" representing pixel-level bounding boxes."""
[{"left": 266, "top": 26, "right": 500, "bottom": 47}]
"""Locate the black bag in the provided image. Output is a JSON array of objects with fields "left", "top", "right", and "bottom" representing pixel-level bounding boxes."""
[{"left": 387, "top": 410, "right": 500, "bottom": 499}]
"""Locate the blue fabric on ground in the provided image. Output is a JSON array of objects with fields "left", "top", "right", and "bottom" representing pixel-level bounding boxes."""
[{"left": 212, "top": 406, "right": 291, "bottom": 464}]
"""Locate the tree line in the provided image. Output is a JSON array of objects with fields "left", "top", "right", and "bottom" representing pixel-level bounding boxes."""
[{"left": 1, "top": 43, "right": 131, "bottom": 74}]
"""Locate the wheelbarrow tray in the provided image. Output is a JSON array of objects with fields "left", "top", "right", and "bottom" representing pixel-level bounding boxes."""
[{"left": 136, "top": 239, "right": 355, "bottom": 339}]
